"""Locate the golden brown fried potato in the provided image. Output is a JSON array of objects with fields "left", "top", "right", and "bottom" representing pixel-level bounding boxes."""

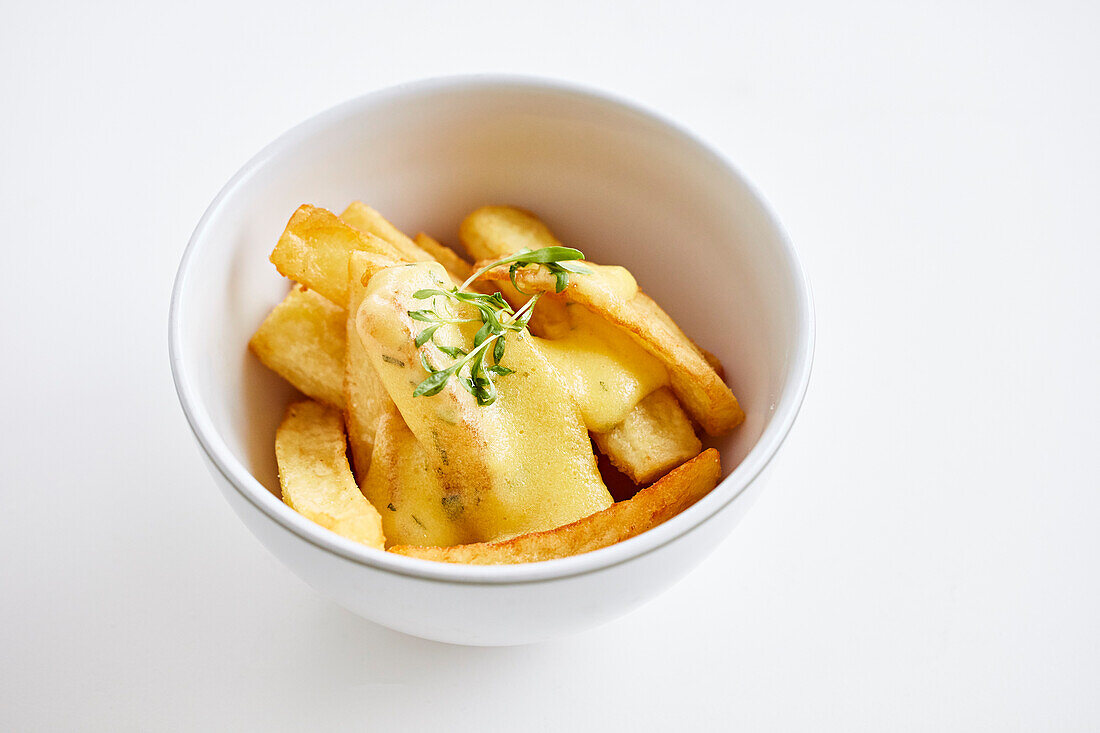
[
  {"left": 361, "top": 404, "right": 471, "bottom": 548},
  {"left": 592, "top": 387, "right": 702, "bottom": 484},
  {"left": 459, "top": 205, "right": 739, "bottom": 434},
  {"left": 459, "top": 205, "right": 639, "bottom": 301},
  {"left": 414, "top": 232, "right": 473, "bottom": 280},
  {"left": 249, "top": 285, "right": 346, "bottom": 408},
  {"left": 275, "top": 400, "right": 385, "bottom": 549},
  {"left": 343, "top": 252, "right": 395, "bottom": 480},
  {"left": 695, "top": 344, "right": 726, "bottom": 382},
  {"left": 539, "top": 277, "right": 739, "bottom": 431},
  {"left": 622, "top": 291, "right": 743, "bottom": 434},
  {"left": 339, "top": 201, "right": 434, "bottom": 263},
  {"left": 390, "top": 449, "right": 720, "bottom": 564},
  {"left": 270, "top": 205, "right": 404, "bottom": 306},
  {"left": 459, "top": 204, "right": 552, "bottom": 261}
]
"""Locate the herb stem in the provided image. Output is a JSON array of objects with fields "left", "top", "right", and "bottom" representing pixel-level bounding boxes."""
[
  {"left": 412, "top": 246, "right": 587, "bottom": 405},
  {"left": 507, "top": 292, "right": 541, "bottom": 326},
  {"left": 459, "top": 246, "right": 586, "bottom": 292},
  {"left": 459, "top": 252, "right": 525, "bottom": 292}
]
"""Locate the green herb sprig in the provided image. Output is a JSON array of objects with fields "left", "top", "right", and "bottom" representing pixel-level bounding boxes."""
[{"left": 409, "top": 247, "right": 589, "bottom": 405}]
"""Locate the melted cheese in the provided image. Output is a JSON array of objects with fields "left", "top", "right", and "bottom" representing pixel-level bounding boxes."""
[
  {"left": 356, "top": 263, "right": 612, "bottom": 543},
  {"left": 586, "top": 263, "right": 638, "bottom": 301},
  {"left": 536, "top": 304, "right": 669, "bottom": 433}
]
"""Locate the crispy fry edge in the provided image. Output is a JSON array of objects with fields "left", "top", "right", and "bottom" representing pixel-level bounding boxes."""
[{"left": 389, "top": 449, "right": 720, "bottom": 564}]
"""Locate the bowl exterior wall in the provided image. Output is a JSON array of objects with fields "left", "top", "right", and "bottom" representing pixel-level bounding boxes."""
[{"left": 202, "top": 452, "right": 771, "bottom": 645}]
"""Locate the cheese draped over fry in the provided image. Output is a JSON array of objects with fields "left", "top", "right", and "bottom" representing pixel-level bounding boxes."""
[
  {"left": 355, "top": 262, "right": 613, "bottom": 543},
  {"left": 537, "top": 303, "right": 668, "bottom": 433},
  {"left": 462, "top": 206, "right": 743, "bottom": 436}
]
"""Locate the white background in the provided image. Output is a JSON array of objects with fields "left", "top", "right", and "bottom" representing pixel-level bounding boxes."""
[{"left": 2, "top": 1, "right": 1098, "bottom": 730}]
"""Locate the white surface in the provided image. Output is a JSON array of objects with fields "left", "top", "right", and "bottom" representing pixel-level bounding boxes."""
[
  {"left": 1, "top": 0, "right": 1097, "bottom": 729},
  {"left": 170, "top": 78, "right": 812, "bottom": 645}
]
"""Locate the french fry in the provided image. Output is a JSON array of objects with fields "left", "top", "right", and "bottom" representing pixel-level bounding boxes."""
[
  {"left": 522, "top": 278, "right": 743, "bottom": 435},
  {"left": 249, "top": 285, "right": 346, "bottom": 408},
  {"left": 465, "top": 207, "right": 742, "bottom": 435},
  {"left": 592, "top": 387, "right": 701, "bottom": 484},
  {"left": 390, "top": 449, "right": 720, "bottom": 564},
  {"left": 343, "top": 252, "right": 395, "bottom": 480},
  {"left": 361, "top": 404, "right": 470, "bottom": 548},
  {"left": 340, "top": 201, "right": 435, "bottom": 263},
  {"left": 270, "top": 205, "right": 403, "bottom": 306},
  {"left": 414, "top": 232, "right": 473, "bottom": 281},
  {"left": 695, "top": 344, "right": 726, "bottom": 382},
  {"left": 353, "top": 250, "right": 402, "bottom": 287},
  {"left": 459, "top": 204, "right": 554, "bottom": 261},
  {"left": 275, "top": 400, "right": 385, "bottom": 549},
  {"left": 459, "top": 205, "right": 639, "bottom": 301}
]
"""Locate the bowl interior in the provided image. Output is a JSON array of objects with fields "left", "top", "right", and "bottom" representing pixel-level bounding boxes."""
[{"left": 174, "top": 79, "right": 806, "bottom": 549}]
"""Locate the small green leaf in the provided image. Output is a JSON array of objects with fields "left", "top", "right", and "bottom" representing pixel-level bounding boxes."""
[
  {"left": 413, "top": 288, "right": 452, "bottom": 299},
  {"left": 413, "top": 369, "right": 452, "bottom": 397},
  {"left": 473, "top": 321, "right": 492, "bottom": 348},
  {"left": 408, "top": 309, "right": 436, "bottom": 322},
  {"left": 437, "top": 344, "right": 468, "bottom": 359},
  {"left": 486, "top": 292, "right": 511, "bottom": 310},
  {"left": 474, "top": 377, "right": 497, "bottom": 406},
  {"left": 487, "top": 364, "right": 514, "bottom": 376},
  {"left": 415, "top": 324, "right": 440, "bottom": 347},
  {"left": 515, "top": 246, "right": 585, "bottom": 264},
  {"left": 553, "top": 270, "right": 568, "bottom": 293}
]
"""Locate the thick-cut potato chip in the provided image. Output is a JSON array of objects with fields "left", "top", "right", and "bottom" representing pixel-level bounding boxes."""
[
  {"left": 390, "top": 449, "right": 720, "bottom": 564},
  {"left": 275, "top": 400, "right": 385, "bottom": 549},
  {"left": 270, "top": 205, "right": 403, "bottom": 306},
  {"left": 361, "top": 404, "right": 471, "bottom": 548},
  {"left": 414, "top": 232, "right": 473, "bottom": 280},
  {"left": 592, "top": 387, "right": 702, "bottom": 484},
  {"left": 249, "top": 285, "right": 346, "bottom": 408},
  {"left": 340, "top": 201, "right": 435, "bottom": 263},
  {"left": 473, "top": 218, "right": 743, "bottom": 435},
  {"left": 343, "top": 252, "right": 394, "bottom": 480}
]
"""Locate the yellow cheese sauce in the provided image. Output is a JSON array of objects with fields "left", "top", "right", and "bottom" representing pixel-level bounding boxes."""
[
  {"left": 357, "top": 263, "right": 612, "bottom": 545},
  {"left": 536, "top": 304, "right": 669, "bottom": 433},
  {"left": 585, "top": 263, "right": 637, "bottom": 301}
]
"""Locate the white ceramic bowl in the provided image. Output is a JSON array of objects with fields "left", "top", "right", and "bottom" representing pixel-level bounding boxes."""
[{"left": 169, "top": 76, "right": 814, "bottom": 646}]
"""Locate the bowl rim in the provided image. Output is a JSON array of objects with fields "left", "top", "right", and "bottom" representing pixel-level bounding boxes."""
[{"left": 169, "top": 73, "right": 815, "bottom": 585}]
